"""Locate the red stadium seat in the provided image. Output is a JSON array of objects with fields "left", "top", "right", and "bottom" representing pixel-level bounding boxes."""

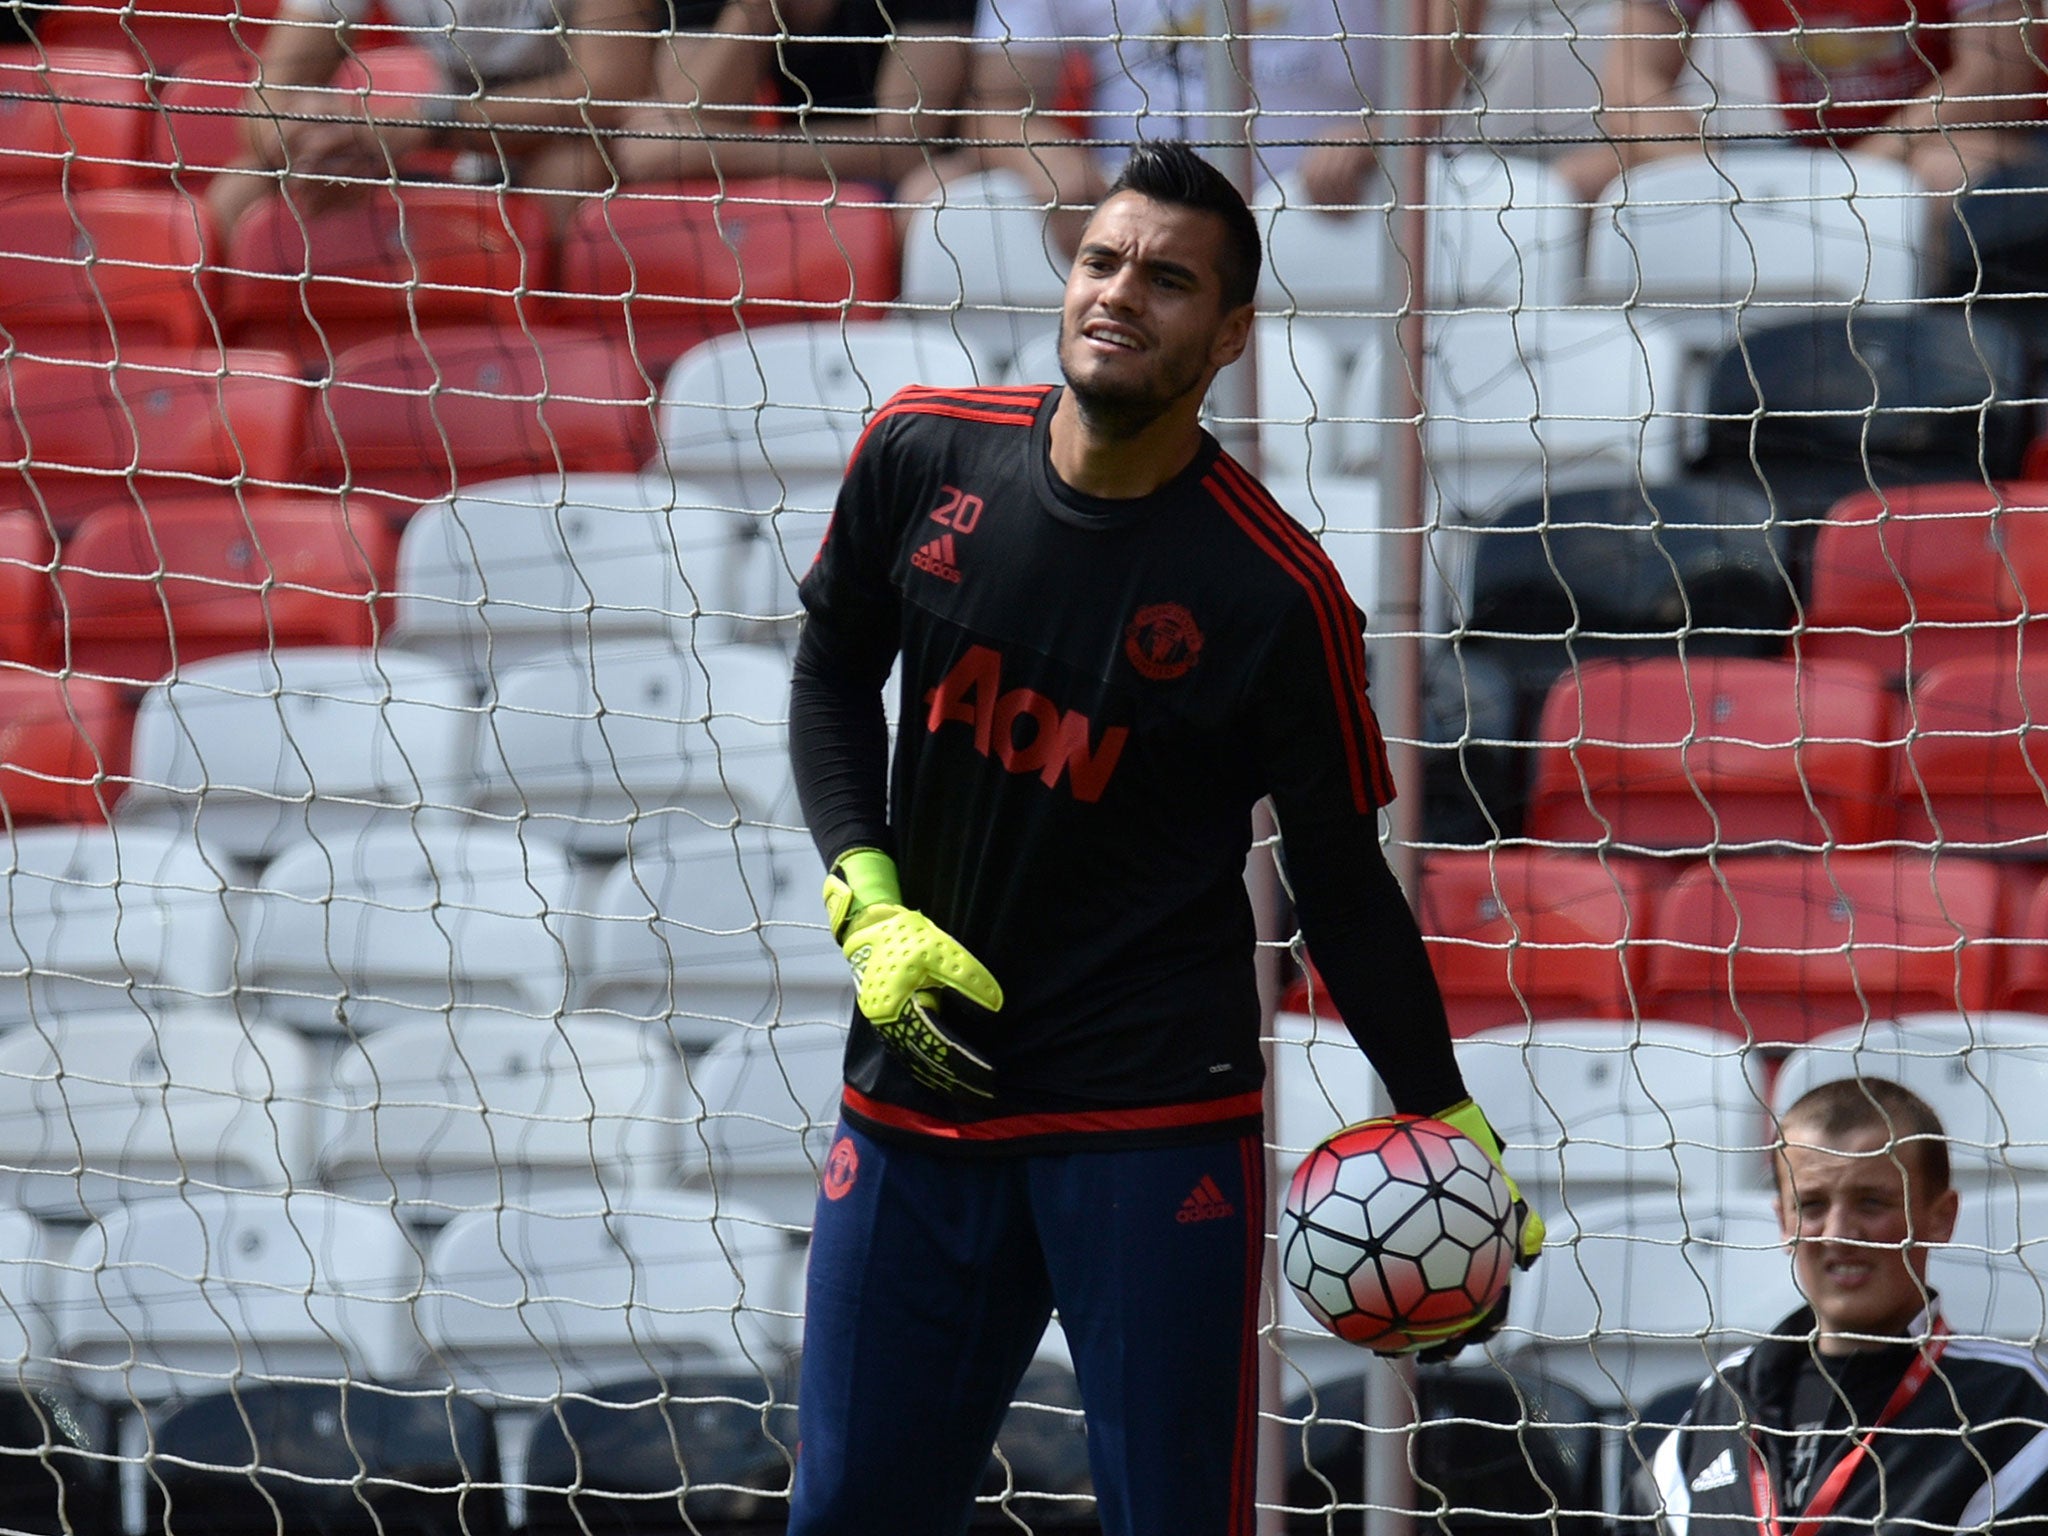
[
  {"left": 1996, "top": 878, "right": 2048, "bottom": 1012},
  {"left": 0, "top": 46, "right": 148, "bottom": 189},
  {"left": 146, "top": 42, "right": 445, "bottom": 190},
  {"left": 1417, "top": 849, "right": 1661, "bottom": 1035},
  {"left": 0, "top": 671, "right": 134, "bottom": 823},
  {"left": 1806, "top": 482, "right": 2048, "bottom": 681},
  {"left": 301, "top": 326, "right": 657, "bottom": 511},
  {"left": 59, "top": 497, "right": 398, "bottom": 683},
  {"left": 0, "top": 188, "right": 219, "bottom": 352},
  {"left": 1641, "top": 852, "right": 2008, "bottom": 1044},
  {"left": 222, "top": 182, "right": 550, "bottom": 363},
  {"left": 37, "top": 0, "right": 281, "bottom": 76},
  {"left": 552, "top": 179, "right": 900, "bottom": 371},
  {"left": 0, "top": 509, "right": 56, "bottom": 666},
  {"left": 1527, "top": 656, "right": 1899, "bottom": 854},
  {"left": 1895, "top": 654, "right": 2048, "bottom": 854},
  {"left": 0, "top": 347, "right": 306, "bottom": 528}
]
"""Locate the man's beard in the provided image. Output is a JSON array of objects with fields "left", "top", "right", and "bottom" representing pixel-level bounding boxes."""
[{"left": 1057, "top": 318, "right": 1211, "bottom": 440}]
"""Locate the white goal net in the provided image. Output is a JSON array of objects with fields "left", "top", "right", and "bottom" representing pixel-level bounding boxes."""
[{"left": 0, "top": 0, "right": 2042, "bottom": 1529}]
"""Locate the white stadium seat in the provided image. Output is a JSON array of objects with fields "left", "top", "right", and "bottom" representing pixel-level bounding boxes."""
[
  {"left": 475, "top": 641, "right": 794, "bottom": 858},
  {"left": 675, "top": 1020, "right": 848, "bottom": 1230},
  {"left": 1455, "top": 1019, "right": 1772, "bottom": 1221},
  {"left": 1256, "top": 172, "right": 1394, "bottom": 366},
  {"left": 898, "top": 168, "right": 1068, "bottom": 373},
  {"left": 0, "top": 1011, "right": 318, "bottom": 1221},
  {"left": 392, "top": 475, "right": 713, "bottom": 675},
  {"left": 121, "top": 647, "right": 477, "bottom": 864},
  {"left": 0, "top": 825, "right": 236, "bottom": 1028},
  {"left": 1429, "top": 153, "right": 1585, "bottom": 311},
  {"left": 240, "top": 824, "right": 578, "bottom": 1034},
  {"left": 655, "top": 321, "right": 985, "bottom": 626},
  {"left": 1771, "top": 1013, "right": 2048, "bottom": 1188},
  {"left": 582, "top": 821, "right": 846, "bottom": 1049},
  {"left": 317, "top": 1011, "right": 687, "bottom": 1218},
  {"left": 1933, "top": 1185, "right": 2048, "bottom": 1347},
  {"left": 413, "top": 1188, "right": 799, "bottom": 1403},
  {"left": 1505, "top": 1190, "right": 1802, "bottom": 1410},
  {"left": 53, "top": 1191, "right": 423, "bottom": 1402},
  {"left": 0, "top": 1206, "right": 63, "bottom": 1386},
  {"left": 1422, "top": 307, "right": 1690, "bottom": 526}
]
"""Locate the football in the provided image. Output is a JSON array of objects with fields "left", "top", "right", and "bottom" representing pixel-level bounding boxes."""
[{"left": 1280, "top": 1114, "right": 1517, "bottom": 1353}]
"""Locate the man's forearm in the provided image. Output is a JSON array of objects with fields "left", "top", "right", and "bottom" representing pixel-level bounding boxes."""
[{"left": 789, "top": 622, "right": 894, "bottom": 866}]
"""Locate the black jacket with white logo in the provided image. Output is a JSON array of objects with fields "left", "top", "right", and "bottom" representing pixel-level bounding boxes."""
[
  {"left": 791, "top": 383, "right": 1465, "bottom": 1149},
  {"left": 1631, "top": 1305, "right": 2048, "bottom": 1534}
]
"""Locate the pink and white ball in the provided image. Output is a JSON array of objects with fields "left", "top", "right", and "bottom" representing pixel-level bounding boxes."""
[{"left": 1281, "top": 1114, "right": 1517, "bottom": 1354}]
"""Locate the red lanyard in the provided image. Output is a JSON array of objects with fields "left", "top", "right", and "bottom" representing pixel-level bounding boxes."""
[{"left": 1747, "top": 1321, "right": 1949, "bottom": 1536}]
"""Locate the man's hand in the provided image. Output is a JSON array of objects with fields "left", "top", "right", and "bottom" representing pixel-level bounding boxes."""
[
  {"left": 824, "top": 848, "right": 1004, "bottom": 1099},
  {"left": 1410, "top": 1097, "right": 1543, "bottom": 1362},
  {"left": 1297, "top": 136, "right": 1379, "bottom": 210}
]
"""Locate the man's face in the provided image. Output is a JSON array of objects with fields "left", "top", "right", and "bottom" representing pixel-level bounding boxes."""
[
  {"left": 1056, "top": 190, "right": 1253, "bottom": 436},
  {"left": 1774, "top": 1123, "right": 1959, "bottom": 1352}
]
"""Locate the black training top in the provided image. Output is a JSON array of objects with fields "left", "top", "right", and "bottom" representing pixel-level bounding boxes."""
[{"left": 791, "top": 383, "right": 1464, "bottom": 1153}]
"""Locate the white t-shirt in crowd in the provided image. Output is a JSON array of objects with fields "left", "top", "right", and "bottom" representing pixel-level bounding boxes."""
[
  {"left": 973, "top": 0, "right": 1380, "bottom": 181},
  {"left": 281, "top": 0, "right": 580, "bottom": 88}
]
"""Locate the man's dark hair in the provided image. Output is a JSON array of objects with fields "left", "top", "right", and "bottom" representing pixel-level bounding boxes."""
[
  {"left": 1778, "top": 1076, "right": 1951, "bottom": 1197},
  {"left": 1106, "top": 140, "right": 1263, "bottom": 311}
]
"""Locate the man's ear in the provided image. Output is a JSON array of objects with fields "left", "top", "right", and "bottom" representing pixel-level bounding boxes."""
[
  {"left": 1210, "top": 302, "right": 1255, "bottom": 370},
  {"left": 1923, "top": 1185, "right": 1960, "bottom": 1246}
]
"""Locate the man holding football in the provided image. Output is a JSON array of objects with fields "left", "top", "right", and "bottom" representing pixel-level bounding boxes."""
[
  {"left": 1634, "top": 1077, "right": 2048, "bottom": 1533},
  {"left": 787, "top": 138, "right": 1541, "bottom": 1535}
]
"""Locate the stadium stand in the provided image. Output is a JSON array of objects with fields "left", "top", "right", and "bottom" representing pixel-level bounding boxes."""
[
  {"left": 672, "top": 1019, "right": 848, "bottom": 1230},
  {"left": 1462, "top": 479, "right": 1794, "bottom": 715},
  {"left": 318, "top": 1011, "right": 687, "bottom": 1215},
  {"left": 582, "top": 820, "right": 848, "bottom": 1048},
  {"left": 0, "top": 824, "right": 236, "bottom": 1028},
  {"left": 1504, "top": 1191, "right": 1802, "bottom": 1411},
  {"left": 475, "top": 640, "right": 795, "bottom": 855},
  {"left": 0, "top": 46, "right": 148, "bottom": 189},
  {"left": 0, "top": 1206, "right": 108, "bottom": 1535},
  {"left": 301, "top": 326, "right": 657, "bottom": 511},
  {"left": 0, "top": 189, "right": 219, "bottom": 354},
  {"left": 121, "top": 645, "right": 476, "bottom": 862},
  {"left": 58, "top": 496, "right": 398, "bottom": 683},
  {"left": 239, "top": 823, "right": 577, "bottom": 1033},
  {"left": 0, "top": 347, "right": 306, "bottom": 528},
  {"left": 1527, "top": 655, "right": 1901, "bottom": 853},
  {"left": 391, "top": 473, "right": 712, "bottom": 672},
  {"left": 1804, "top": 481, "right": 2048, "bottom": 682},
  {"left": 1770, "top": 1012, "right": 2048, "bottom": 1202},
  {"left": 1640, "top": 852, "right": 2010, "bottom": 1042},
  {"left": 222, "top": 185, "right": 550, "bottom": 362},
  {"left": 1995, "top": 878, "right": 2048, "bottom": 1012},
  {"left": 0, "top": 509, "right": 55, "bottom": 667},
  {"left": 53, "top": 1190, "right": 425, "bottom": 1402},
  {"left": 1896, "top": 653, "right": 2048, "bottom": 853},
  {"left": 553, "top": 178, "right": 902, "bottom": 372},
  {"left": 899, "top": 168, "right": 1069, "bottom": 375},
  {"left": 0, "top": 1009, "right": 319, "bottom": 1221},
  {"left": 0, "top": 671, "right": 133, "bottom": 824},
  {"left": 140, "top": 1384, "right": 498, "bottom": 1536},
  {"left": 35, "top": 0, "right": 283, "bottom": 75},
  {"left": 1414, "top": 848, "right": 1658, "bottom": 1033}
]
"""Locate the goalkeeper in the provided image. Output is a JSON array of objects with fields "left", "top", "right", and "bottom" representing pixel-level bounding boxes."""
[{"left": 787, "top": 139, "right": 1540, "bottom": 1536}]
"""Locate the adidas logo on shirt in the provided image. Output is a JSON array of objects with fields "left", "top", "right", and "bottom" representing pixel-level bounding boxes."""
[
  {"left": 912, "top": 532, "right": 962, "bottom": 584},
  {"left": 1691, "top": 1448, "right": 1737, "bottom": 1493},
  {"left": 1177, "top": 1175, "right": 1237, "bottom": 1224}
]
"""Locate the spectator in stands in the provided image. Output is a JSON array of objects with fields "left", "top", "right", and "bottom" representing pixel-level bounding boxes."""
[
  {"left": 610, "top": 0, "right": 977, "bottom": 185},
  {"left": 900, "top": 0, "right": 1475, "bottom": 251},
  {"left": 1556, "top": 0, "right": 2047, "bottom": 201},
  {"left": 1632, "top": 1077, "right": 2048, "bottom": 1534},
  {"left": 203, "top": 0, "right": 666, "bottom": 237}
]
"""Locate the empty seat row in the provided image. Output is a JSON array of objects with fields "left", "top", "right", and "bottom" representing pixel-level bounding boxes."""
[{"left": 1290, "top": 847, "right": 2048, "bottom": 1042}]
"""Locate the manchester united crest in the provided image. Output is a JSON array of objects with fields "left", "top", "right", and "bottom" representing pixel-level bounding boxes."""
[{"left": 1124, "top": 603, "right": 1204, "bottom": 681}]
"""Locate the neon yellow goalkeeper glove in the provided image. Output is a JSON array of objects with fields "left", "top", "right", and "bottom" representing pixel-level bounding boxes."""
[
  {"left": 822, "top": 848, "right": 1004, "bottom": 1100},
  {"left": 1436, "top": 1096, "right": 1545, "bottom": 1269}
]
